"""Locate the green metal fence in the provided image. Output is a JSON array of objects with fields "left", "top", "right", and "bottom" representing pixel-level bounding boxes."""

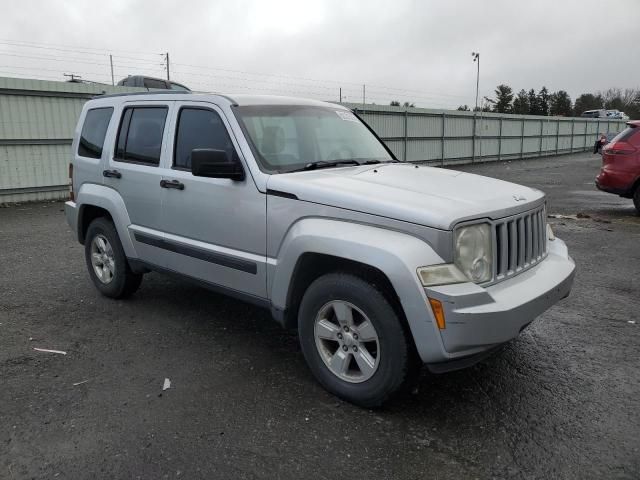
[
  {"left": 0, "top": 77, "right": 628, "bottom": 203},
  {"left": 0, "top": 77, "right": 143, "bottom": 203},
  {"left": 345, "top": 103, "right": 627, "bottom": 164}
]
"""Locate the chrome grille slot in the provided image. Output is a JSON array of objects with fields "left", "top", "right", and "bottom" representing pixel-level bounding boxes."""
[{"left": 493, "top": 204, "right": 547, "bottom": 282}]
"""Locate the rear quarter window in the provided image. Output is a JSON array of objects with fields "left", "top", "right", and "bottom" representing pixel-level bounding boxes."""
[{"left": 78, "top": 107, "right": 113, "bottom": 159}]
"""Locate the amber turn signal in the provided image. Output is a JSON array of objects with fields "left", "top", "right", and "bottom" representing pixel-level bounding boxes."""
[{"left": 428, "top": 298, "right": 446, "bottom": 330}]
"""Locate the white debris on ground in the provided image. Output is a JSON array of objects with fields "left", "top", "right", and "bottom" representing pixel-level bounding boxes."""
[
  {"left": 33, "top": 347, "right": 67, "bottom": 355},
  {"left": 163, "top": 378, "right": 171, "bottom": 391}
]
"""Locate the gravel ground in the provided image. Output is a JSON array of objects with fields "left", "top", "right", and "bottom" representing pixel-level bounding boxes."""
[{"left": 1, "top": 152, "right": 638, "bottom": 479}]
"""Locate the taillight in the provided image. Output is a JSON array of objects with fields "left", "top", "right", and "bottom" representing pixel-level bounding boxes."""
[
  {"left": 68, "top": 163, "right": 74, "bottom": 201},
  {"left": 605, "top": 141, "right": 637, "bottom": 155}
]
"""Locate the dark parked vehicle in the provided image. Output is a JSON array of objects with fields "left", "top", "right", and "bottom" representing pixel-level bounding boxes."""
[
  {"left": 596, "top": 121, "right": 640, "bottom": 213},
  {"left": 117, "top": 75, "right": 190, "bottom": 91}
]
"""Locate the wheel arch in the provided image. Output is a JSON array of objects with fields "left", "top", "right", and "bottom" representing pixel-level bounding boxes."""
[
  {"left": 282, "top": 253, "right": 404, "bottom": 330},
  {"left": 75, "top": 183, "right": 137, "bottom": 258},
  {"left": 269, "top": 218, "right": 448, "bottom": 363}
]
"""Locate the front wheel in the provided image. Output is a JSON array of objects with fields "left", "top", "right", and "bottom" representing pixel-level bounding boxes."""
[
  {"left": 634, "top": 187, "right": 640, "bottom": 215},
  {"left": 298, "top": 273, "right": 417, "bottom": 407},
  {"left": 84, "top": 218, "right": 143, "bottom": 299}
]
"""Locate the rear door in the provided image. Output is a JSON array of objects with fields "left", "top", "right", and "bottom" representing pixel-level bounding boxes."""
[
  {"left": 159, "top": 101, "right": 267, "bottom": 299},
  {"left": 102, "top": 101, "right": 174, "bottom": 266}
]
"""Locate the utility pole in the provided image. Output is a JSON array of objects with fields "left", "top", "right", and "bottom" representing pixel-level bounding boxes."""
[
  {"left": 109, "top": 55, "right": 114, "bottom": 86},
  {"left": 472, "top": 52, "right": 480, "bottom": 111},
  {"left": 339, "top": 87, "right": 342, "bottom": 103},
  {"left": 63, "top": 73, "right": 81, "bottom": 82},
  {"left": 165, "top": 52, "right": 170, "bottom": 81},
  {"left": 362, "top": 84, "right": 366, "bottom": 107}
]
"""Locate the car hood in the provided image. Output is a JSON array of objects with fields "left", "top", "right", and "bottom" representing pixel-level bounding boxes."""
[{"left": 267, "top": 163, "right": 545, "bottom": 230}]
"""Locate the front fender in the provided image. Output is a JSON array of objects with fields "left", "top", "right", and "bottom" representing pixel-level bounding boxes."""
[
  {"left": 76, "top": 183, "right": 137, "bottom": 258},
  {"left": 269, "top": 218, "right": 449, "bottom": 362}
]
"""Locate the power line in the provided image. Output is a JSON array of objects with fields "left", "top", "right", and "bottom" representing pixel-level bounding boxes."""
[
  {"left": 0, "top": 51, "right": 162, "bottom": 69},
  {"left": 0, "top": 38, "right": 162, "bottom": 56},
  {"left": 0, "top": 41, "right": 466, "bottom": 107},
  {"left": 0, "top": 41, "right": 163, "bottom": 63}
]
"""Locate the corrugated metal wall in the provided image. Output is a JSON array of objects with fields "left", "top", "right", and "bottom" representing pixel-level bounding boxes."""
[
  {"left": 345, "top": 103, "right": 627, "bottom": 164},
  {"left": 0, "top": 77, "right": 628, "bottom": 203},
  {"left": 0, "top": 77, "right": 143, "bottom": 203}
]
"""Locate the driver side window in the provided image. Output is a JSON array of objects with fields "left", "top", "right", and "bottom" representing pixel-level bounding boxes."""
[{"left": 174, "top": 107, "right": 236, "bottom": 170}]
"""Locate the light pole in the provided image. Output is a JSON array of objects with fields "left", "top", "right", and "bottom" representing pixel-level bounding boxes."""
[{"left": 472, "top": 52, "right": 480, "bottom": 111}]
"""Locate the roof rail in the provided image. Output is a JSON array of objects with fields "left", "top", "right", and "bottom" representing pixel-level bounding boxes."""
[{"left": 92, "top": 90, "right": 193, "bottom": 99}]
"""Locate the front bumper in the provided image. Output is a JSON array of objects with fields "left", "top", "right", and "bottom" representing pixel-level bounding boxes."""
[{"left": 425, "top": 237, "right": 575, "bottom": 370}]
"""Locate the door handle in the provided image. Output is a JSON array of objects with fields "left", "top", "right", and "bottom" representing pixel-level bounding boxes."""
[
  {"left": 103, "top": 169, "right": 122, "bottom": 179},
  {"left": 160, "top": 179, "right": 185, "bottom": 190}
]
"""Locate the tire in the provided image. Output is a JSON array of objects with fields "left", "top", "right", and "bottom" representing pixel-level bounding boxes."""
[
  {"left": 298, "top": 273, "right": 417, "bottom": 407},
  {"left": 634, "top": 186, "right": 640, "bottom": 215},
  {"left": 84, "top": 217, "right": 143, "bottom": 299}
]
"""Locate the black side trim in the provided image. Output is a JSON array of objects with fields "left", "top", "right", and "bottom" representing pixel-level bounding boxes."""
[
  {"left": 127, "top": 258, "right": 269, "bottom": 310},
  {"left": 0, "top": 138, "right": 72, "bottom": 146},
  {"left": 134, "top": 233, "right": 258, "bottom": 274},
  {"left": 266, "top": 189, "right": 298, "bottom": 200}
]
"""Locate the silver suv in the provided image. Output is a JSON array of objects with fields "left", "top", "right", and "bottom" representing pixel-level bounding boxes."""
[{"left": 65, "top": 93, "right": 575, "bottom": 406}]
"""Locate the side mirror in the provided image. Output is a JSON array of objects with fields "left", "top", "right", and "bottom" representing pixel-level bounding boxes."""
[{"left": 191, "top": 149, "right": 245, "bottom": 181}]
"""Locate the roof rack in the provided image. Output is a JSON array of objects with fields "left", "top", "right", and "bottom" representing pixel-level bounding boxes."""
[{"left": 93, "top": 90, "right": 193, "bottom": 99}]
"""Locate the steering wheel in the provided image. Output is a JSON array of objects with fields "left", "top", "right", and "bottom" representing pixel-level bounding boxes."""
[{"left": 327, "top": 146, "right": 355, "bottom": 161}]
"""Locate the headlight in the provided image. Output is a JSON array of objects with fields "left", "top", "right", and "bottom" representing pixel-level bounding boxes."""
[{"left": 454, "top": 223, "right": 492, "bottom": 283}]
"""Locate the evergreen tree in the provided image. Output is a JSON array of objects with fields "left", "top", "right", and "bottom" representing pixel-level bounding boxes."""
[
  {"left": 390, "top": 100, "right": 401, "bottom": 106},
  {"left": 493, "top": 84, "right": 514, "bottom": 113},
  {"left": 528, "top": 89, "right": 541, "bottom": 115},
  {"left": 512, "top": 89, "right": 529, "bottom": 114},
  {"left": 538, "top": 87, "right": 550, "bottom": 115},
  {"left": 549, "top": 90, "right": 572, "bottom": 116}
]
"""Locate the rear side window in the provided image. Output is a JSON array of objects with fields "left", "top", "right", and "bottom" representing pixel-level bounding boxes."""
[
  {"left": 78, "top": 107, "right": 113, "bottom": 159},
  {"left": 174, "top": 108, "right": 236, "bottom": 169},
  {"left": 115, "top": 107, "right": 168, "bottom": 165},
  {"left": 143, "top": 78, "right": 168, "bottom": 89}
]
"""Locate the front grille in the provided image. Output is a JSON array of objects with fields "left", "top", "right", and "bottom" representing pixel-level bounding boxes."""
[{"left": 494, "top": 205, "right": 547, "bottom": 281}]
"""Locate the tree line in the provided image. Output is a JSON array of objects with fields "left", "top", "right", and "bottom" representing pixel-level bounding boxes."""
[{"left": 454, "top": 85, "right": 640, "bottom": 119}]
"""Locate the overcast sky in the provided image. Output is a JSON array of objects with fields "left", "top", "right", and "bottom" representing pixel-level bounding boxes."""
[{"left": 1, "top": 0, "right": 638, "bottom": 108}]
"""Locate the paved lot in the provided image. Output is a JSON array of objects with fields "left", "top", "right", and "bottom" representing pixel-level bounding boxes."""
[{"left": 1, "top": 152, "right": 638, "bottom": 479}]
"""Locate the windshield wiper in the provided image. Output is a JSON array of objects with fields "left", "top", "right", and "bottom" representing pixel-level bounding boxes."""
[{"left": 290, "top": 160, "right": 361, "bottom": 172}]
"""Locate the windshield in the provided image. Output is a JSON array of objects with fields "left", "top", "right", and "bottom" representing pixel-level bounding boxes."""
[{"left": 233, "top": 105, "right": 394, "bottom": 173}]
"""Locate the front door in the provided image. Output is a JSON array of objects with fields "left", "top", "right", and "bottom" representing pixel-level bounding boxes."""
[{"left": 160, "top": 102, "right": 267, "bottom": 300}]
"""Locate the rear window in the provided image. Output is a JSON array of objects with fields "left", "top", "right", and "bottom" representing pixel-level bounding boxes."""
[
  {"left": 610, "top": 126, "right": 638, "bottom": 144},
  {"left": 115, "top": 106, "right": 168, "bottom": 165},
  {"left": 78, "top": 107, "right": 113, "bottom": 159}
]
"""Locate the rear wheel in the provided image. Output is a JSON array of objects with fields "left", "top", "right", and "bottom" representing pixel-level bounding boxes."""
[
  {"left": 298, "top": 273, "right": 417, "bottom": 407},
  {"left": 84, "top": 218, "right": 143, "bottom": 298}
]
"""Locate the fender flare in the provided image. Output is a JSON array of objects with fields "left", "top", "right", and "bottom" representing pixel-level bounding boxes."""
[
  {"left": 76, "top": 183, "right": 137, "bottom": 258},
  {"left": 269, "top": 218, "right": 448, "bottom": 362}
]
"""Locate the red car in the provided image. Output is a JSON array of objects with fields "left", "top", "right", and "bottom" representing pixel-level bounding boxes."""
[{"left": 596, "top": 120, "right": 640, "bottom": 214}]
